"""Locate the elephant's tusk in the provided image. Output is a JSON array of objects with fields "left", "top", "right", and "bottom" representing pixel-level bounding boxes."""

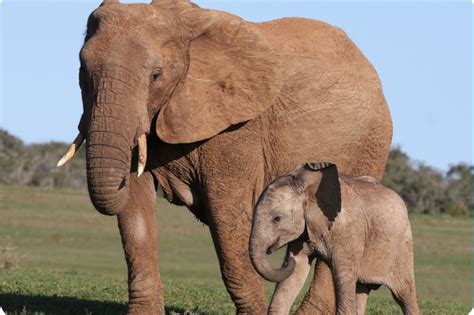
[
  {"left": 137, "top": 134, "right": 147, "bottom": 177},
  {"left": 57, "top": 133, "right": 85, "bottom": 167}
]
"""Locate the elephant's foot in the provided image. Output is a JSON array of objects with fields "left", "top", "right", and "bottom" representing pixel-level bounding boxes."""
[
  {"left": 235, "top": 302, "right": 268, "bottom": 315},
  {"left": 229, "top": 285, "right": 268, "bottom": 314},
  {"left": 128, "top": 301, "right": 164, "bottom": 315},
  {"left": 127, "top": 277, "right": 164, "bottom": 315},
  {"left": 295, "top": 300, "right": 334, "bottom": 315}
]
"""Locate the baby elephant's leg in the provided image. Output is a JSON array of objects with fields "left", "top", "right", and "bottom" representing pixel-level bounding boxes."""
[
  {"left": 333, "top": 265, "right": 358, "bottom": 315},
  {"left": 269, "top": 241, "right": 312, "bottom": 315},
  {"left": 355, "top": 283, "right": 371, "bottom": 315},
  {"left": 388, "top": 240, "right": 420, "bottom": 315},
  {"left": 389, "top": 273, "right": 419, "bottom": 315}
]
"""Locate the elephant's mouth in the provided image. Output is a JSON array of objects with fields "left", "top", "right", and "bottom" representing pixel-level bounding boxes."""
[
  {"left": 58, "top": 132, "right": 148, "bottom": 177},
  {"left": 57, "top": 129, "right": 149, "bottom": 216},
  {"left": 267, "top": 231, "right": 308, "bottom": 255},
  {"left": 266, "top": 237, "right": 284, "bottom": 255}
]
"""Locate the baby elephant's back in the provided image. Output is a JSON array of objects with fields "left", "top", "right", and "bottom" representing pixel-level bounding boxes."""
[
  {"left": 342, "top": 175, "right": 412, "bottom": 281},
  {"left": 347, "top": 175, "right": 409, "bottom": 227}
]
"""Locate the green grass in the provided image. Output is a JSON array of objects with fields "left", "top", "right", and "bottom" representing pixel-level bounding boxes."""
[{"left": 0, "top": 185, "right": 471, "bottom": 314}]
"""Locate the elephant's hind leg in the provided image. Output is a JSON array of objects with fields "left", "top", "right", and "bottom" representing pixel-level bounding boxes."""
[
  {"left": 117, "top": 173, "right": 164, "bottom": 315},
  {"left": 387, "top": 247, "right": 419, "bottom": 315},
  {"left": 389, "top": 282, "right": 419, "bottom": 315},
  {"left": 387, "top": 272, "right": 420, "bottom": 315}
]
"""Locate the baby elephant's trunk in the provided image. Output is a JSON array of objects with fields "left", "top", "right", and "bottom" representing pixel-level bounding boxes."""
[{"left": 249, "top": 237, "right": 296, "bottom": 282}]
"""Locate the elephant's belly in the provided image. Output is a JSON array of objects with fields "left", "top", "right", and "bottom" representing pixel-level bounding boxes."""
[
  {"left": 357, "top": 231, "right": 403, "bottom": 285},
  {"left": 260, "top": 106, "right": 385, "bottom": 183},
  {"left": 358, "top": 252, "right": 395, "bottom": 285}
]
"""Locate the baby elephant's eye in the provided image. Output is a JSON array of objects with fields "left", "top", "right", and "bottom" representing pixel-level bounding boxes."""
[
  {"left": 151, "top": 69, "right": 162, "bottom": 82},
  {"left": 272, "top": 216, "right": 281, "bottom": 224}
]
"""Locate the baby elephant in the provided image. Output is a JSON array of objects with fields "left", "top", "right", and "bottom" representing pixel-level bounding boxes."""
[{"left": 249, "top": 162, "right": 419, "bottom": 315}]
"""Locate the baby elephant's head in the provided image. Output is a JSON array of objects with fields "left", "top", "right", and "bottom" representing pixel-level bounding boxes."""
[{"left": 249, "top": 162, "right": 341, "bottom": 282}]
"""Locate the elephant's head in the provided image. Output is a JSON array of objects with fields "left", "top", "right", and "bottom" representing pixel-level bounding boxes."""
[
  {"left": 249, "top": 162, "right": 341, "bottom": 282},
  {"left": 58, "top": 0, "right": 282, "bottom": 215}
]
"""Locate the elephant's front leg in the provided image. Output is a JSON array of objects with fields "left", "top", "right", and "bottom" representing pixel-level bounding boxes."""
[
  {"left": 332, "top": 264, "right": 357, "bottom": 315},
  {"left": 207, "top": 198, "right": 268, "bottom": 314},
  {"left": 117, "top": 173, "right": 164, "bottom": 314},
  {"left": 295, "top": 260, "right": 336, "bottom": 314},
  {"left": 268, "top": 241, "right": 313, "bottom": 315}
]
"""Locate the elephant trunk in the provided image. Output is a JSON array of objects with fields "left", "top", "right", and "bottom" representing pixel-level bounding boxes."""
[
  {"left": 86, "top": 111, "right": 132, "bottom": 216},
  {"left": 83, "top": 68, "right": 150, "bottom": 216},
  {"left": 249, "top": 233, "right": 296, "bottom": 282}
]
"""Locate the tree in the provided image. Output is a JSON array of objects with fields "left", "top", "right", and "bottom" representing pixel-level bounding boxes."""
[
  {"left": 1, "top": 130, "right": 472, "bottom": 216},
  {"left": 0, "top": 130, "right": 87, "bottom": 190},
  {"left": 383, "top": 147, "right": 471, "bottom": 216},
  {"left": 443, "top": 163, "right": 472, "bottom": 216}
]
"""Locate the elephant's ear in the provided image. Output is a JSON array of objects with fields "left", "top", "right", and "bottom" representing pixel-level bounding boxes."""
[
  {"left": 297, "top": 162, "right": 341, "bottom": 243},
  {"left": 156, "top": 8, "right": 282, "bottom": 144}
]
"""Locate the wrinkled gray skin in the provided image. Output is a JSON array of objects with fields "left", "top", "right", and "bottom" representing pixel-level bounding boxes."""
[{"left": 250, "top": 162, "right": 419, "bottom": 315}]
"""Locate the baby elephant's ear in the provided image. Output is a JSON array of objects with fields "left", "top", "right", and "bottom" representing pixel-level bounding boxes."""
[{"left": 299, "top": 162, "right": 341, "bottom": 242}]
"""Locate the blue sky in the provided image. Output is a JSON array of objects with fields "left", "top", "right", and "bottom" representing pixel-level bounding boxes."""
[{"left": 1, "top": 1, "right": 471, "bottom": 171}]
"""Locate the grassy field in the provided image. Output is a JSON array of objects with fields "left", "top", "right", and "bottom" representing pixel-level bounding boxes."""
[{"left": 0, "top": 185, "right": 471, "bottom": 314}]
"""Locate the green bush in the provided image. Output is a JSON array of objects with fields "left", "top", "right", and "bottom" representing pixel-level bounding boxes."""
[
  {"left": 383, "top": 147, "right": 472, "bottom": 216},
  {"left": 1, "top": 129, "right": 471, "bottom": 216},
  {"left": 0, "top": 129, "right": 86, "bottom": 190}
]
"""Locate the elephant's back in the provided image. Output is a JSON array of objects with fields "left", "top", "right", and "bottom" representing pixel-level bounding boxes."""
[
  {"left": 255, "top": 18, "right": 376, "bottom": 80},
  {"left": 255, "top": 18, "right": 345, "bottom": 56}
]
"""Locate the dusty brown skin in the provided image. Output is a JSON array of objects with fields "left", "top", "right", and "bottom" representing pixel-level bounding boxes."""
[
  {"left": 63, "top": 0, "right": 393, "bottom": 313},
  {"left": 250, "top": 162, "right": 419, "bottom": 315}
]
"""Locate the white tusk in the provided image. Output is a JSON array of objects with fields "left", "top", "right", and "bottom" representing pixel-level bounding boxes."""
[
  {"left": 57, "top": 134, "right": 84, "bottom": 167},
  {"left": 137, "top": 134, "right": 147, "bottom": 177}
]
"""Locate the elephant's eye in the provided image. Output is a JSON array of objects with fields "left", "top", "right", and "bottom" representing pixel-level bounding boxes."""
[
  {"left": 272, "top": 216, "right": 281, "bottom": 224},
  {"left": 151, "top": 69, "right": 162, "bottom": 82}
]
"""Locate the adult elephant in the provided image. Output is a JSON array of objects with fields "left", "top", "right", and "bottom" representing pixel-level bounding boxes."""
[{"left": 59, "top": 0, "right": 392, "bottom": 313}]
